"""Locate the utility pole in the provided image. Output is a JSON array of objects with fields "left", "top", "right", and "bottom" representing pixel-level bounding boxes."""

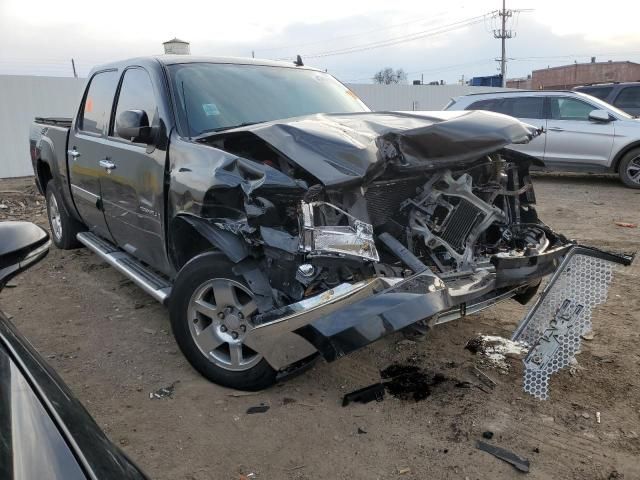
[{"left": 493, "top": 0, "right": 512, "bottom": 87}]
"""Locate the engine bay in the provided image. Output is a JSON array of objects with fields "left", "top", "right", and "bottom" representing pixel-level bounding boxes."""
[{"left": 254, "top": 153, "right": 564, "bottom": 307}]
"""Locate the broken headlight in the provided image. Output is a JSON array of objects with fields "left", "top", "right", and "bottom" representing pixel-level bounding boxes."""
[{"left": 300, "top": 201, "right": 379, "bottom": 262}]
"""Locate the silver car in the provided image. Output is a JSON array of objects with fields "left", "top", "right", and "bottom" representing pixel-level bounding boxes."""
[{"left": 444, "top": 90, "right": 640, "bottom": 188}]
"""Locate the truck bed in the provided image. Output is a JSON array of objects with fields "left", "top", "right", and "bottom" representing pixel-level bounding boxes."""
[{"left": 35, "top": 117, "right": 72, "bottom": 128}]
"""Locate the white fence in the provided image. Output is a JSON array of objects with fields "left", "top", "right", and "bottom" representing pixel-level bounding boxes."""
[
  {"left": 347, "top": 83, "right": 512, "bottom": 112},
  {"left": 0, "top": 75, "right": 85, "bottom": 178},
  {"left": 0, "top": 75, "right": 510, "bottom": 178}
]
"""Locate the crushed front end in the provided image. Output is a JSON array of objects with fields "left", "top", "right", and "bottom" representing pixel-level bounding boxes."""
[{"left": 188, "top": 111, "right": 633, "bottom": 396}]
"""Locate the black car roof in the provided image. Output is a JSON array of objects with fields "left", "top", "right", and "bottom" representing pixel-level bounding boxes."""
[{"left": 90, "top": 55, "right": 319, "bottom": 75}]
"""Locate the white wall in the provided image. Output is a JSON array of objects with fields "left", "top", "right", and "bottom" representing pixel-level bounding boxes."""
[
  {"left": 347, "top": 84, "right": 513, "bottom": 112},
  {"left": 0, "top": 75, "right": 85, "bottom": 178}
]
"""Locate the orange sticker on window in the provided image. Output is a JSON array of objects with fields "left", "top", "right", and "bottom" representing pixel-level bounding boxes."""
[{"left": 85, "top": 97, "right": 94, "bottom": 113}]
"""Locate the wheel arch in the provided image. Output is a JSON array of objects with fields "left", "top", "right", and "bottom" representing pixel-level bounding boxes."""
[
  {"left": 611, "top": 141, "right": 640, "bottom": 173},
  {"left": 35, "top": 158, "right": 53, "bottom": 195},
  {"left": 168, "top": 214, "right": 250, "bottom": 272}
]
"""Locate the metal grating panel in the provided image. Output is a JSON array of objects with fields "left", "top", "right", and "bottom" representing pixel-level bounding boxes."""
[
  {"left": 512, "top": 252, "right": 618, "bottom": 400},
  {"left": 439, "top": 198, "right": 484, "bottom": 252},
  {"left": 365, "top": 178, "right": 422, "bottom": 227}
]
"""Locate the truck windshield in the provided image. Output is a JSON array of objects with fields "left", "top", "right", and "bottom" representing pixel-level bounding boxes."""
[{"left": 168, "top": 63, "right": 370, "bottom": 137}]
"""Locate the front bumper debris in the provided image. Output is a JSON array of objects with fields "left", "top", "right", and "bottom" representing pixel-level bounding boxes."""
[{"left": 512, "top": 246, "right": 634, "bottom": 400}]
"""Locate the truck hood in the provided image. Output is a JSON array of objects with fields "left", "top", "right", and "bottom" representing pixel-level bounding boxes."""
[{"left": 200, "top": 110, "right": 541, "bottom": 189}]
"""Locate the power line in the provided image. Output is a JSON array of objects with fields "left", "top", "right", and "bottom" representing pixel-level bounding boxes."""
[
  {"left": 257, "top": 9, "right": 460, "bottom": 55},
  {"left": 278, "top": 13, "right": 489, "bottom": 60}
]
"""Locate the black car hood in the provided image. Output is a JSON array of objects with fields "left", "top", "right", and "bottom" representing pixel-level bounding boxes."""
[{"left": 201, "top": 110, "right": 541, "bottom": 189}]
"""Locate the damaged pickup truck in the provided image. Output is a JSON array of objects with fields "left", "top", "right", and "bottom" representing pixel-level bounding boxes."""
[{"left": 30, "top": 56, "right": 633, "bottom": 393}]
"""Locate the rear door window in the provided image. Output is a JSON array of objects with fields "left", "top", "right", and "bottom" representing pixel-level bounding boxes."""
[
  {"left": 501, "top": 97, "right": 545, "bottom": 119},
  {"left": 79, "top": 71, "right": 118, "bottom": 135},
  {"left": 613, "top": 86, "right": 640, "bottom": 109},
  {"left": 468, "top": 98, "right": 506, "bottom": 113}
]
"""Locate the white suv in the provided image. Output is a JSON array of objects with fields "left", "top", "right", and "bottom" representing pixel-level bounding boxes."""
[{"left": 445, "top": 90, "right": 640, "bottom": 188}]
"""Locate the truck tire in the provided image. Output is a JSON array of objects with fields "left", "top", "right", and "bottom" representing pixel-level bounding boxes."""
[
  {"left": 169, "top": 251, "right": 277, "bottom": 391},
  {"left": 46, "top": 181, "right": 83, "bottom": 249},
  {"left": 618, "top": 148, "right": 640, "bottom": 189}
]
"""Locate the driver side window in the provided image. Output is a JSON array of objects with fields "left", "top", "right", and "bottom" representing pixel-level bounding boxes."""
[
  {"left": 550, "top": 97, "right": 595, "bottom": 121},
  {"left": 111, "top": 68, "right": 158, "bottom": 141}
]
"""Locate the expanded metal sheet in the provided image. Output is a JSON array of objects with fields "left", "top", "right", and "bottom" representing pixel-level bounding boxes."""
[{"left": 513, "top": 253, "right": 618, "bottom": 400}]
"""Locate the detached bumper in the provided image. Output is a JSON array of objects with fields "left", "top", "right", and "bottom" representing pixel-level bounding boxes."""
[{"left": 247, "top": 244, "right": 632, "bottom": 373}]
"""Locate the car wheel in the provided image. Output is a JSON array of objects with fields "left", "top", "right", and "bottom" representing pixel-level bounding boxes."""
[
  {"left": 46, "top": 181, "right": 84, "bottom": 249},
  {"left": 169, "top": 251, "right": 277, "bottom": 391},
  {"left": 618, "top": 148, "right": 640, "bottom": 189}
]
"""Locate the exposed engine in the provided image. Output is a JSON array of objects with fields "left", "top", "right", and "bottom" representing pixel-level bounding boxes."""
[{"left": 272, "top": 155, "right": 556, "bottom": 305}]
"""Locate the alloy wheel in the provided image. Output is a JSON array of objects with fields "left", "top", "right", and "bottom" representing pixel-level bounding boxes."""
[{"left": 187, "top": 278, "right": 262, "bottom": 371}]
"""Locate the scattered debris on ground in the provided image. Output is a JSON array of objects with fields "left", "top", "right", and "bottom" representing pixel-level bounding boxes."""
[
  {"left": 465, "top": 334, "right": 528, "bottom": 370},
  {"left": 381, "top": 364, "right": 447, "bottom": 401},
  {"left": 476, "top": 440, "right": 530, "bottom": 473},
  {"left": 0, "top": 187, "right": 46, "bottom": 222},
  {"left": 342, "top": 364, "right": 450, "bottom": 406},
  {"left": 342, "top": 383, "right": 385, "bottom": 406},
  {"left": 246, "top": 404, "right": 270, "bottom": 414},
  {"left": 614, "top": 221, "right": 637, "bottom": 228},
  {"left": 149, "top": 381, "right": 179, "bottom": 400}
]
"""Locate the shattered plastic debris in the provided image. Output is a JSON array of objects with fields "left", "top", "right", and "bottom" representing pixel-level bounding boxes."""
[
  {"left": 465, "top": 335, "right": 528, "bottom": 370},
  {"left": 342, "top": 383, "right": 385, "bottom": 406},
  {"left": 476, "top": 440, "right": 530, "bottom": 473},
  {"left": 380, "top": 364, "right": 447, "bottom": 402},
  {"left": 246, "top": 404, "right": 270, "bottom": 414},
  {"left": 614, "top": 221, "right": 637, "bottom": 228},
  {"left": 149, "top": 381, "right": 179, "bottom": 399}
]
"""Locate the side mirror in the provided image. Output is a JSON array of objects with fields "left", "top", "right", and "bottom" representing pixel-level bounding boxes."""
[
  {"left": 116, "top": 110, "right": 154, "bottom": 143},
  {"left": 0, "top": 222, "right": 50, "bottom": 291},
  {"left": 588, "top": 109, "right": 612, "bottom": 122}
]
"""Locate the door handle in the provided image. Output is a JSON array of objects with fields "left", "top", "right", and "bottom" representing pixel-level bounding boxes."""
[
  {"left": 99, "top": 159, "right": 116, "bottom": 170},
  {"left": 548, "top": 127, "right": 564, "bottom": 132},
  {"left": 68, "top": 148, "right": 81, "bottom": 159}
]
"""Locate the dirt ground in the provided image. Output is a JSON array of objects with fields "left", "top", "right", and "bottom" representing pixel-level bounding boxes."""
[{"left": 1, "top": 173, "right": 639, "bottom": 480}]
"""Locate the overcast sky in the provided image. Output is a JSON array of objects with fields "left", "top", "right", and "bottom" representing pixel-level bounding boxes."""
[{"left": 1, "top": 0, "right": 640, "bottom": 83}]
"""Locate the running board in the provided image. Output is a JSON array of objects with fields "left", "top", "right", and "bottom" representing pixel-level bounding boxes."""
[{"left": 76, "top": 232, "right": 172, "bottom": 304}]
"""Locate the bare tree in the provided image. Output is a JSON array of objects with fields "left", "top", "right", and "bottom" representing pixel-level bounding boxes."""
[{"left": 372, "top": 67, "right": 407, "bottom": 85}]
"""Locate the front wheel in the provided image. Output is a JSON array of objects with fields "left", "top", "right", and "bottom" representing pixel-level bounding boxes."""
[
  {"left": 618, "top": 148, "right": 640, "bottom": 189},
  {"left": 169, "top": 252, "right": 277, "bottom": 391}
]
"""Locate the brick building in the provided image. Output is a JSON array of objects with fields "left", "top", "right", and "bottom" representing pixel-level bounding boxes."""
[{"left": 507, "top": 60, "right": 640, "bottom": 90}]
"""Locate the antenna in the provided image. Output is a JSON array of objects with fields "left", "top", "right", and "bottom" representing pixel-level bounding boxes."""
[
  {"left": 71, "top": 58, "right": 78, "bottom": 78},
  {"left": 181, "top": 81, "right": 193, "bottom": 140}
]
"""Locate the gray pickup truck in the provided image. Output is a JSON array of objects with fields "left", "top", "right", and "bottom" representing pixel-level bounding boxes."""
[{"left": 30, "top": 55, "right": 632, "bottom": 395}]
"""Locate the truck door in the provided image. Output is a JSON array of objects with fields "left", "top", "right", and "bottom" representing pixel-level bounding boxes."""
[
  {"left": 68, "top": 70, "right": 119, "bottom": 241},
  {"left": 99, "top": 67, "right": 170, "bottom": 274}
]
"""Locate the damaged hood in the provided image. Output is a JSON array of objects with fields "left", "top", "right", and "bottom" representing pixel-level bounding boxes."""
[{"left": 202, "top": 110, "right": 541, "bottom": 189}]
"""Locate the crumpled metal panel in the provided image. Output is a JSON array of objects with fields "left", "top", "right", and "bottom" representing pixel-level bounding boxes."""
[{"left": 512, "top": 250, "right": 622, "bottom": 400}]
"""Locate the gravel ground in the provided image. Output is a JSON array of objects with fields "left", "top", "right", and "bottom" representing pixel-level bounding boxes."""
[{"left": 1, "top": 173, "right": 639, "bottom": 480}]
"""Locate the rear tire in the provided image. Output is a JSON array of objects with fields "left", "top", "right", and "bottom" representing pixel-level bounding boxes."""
[
  {"left": 618, "top": 148, "right": 640, "bottom": 189},
  {"left": 169, "top": 251, "right": 277, "bottom": 391},
  {"left": 46, "top": 181, "right": 84, "bottom": 249}
]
